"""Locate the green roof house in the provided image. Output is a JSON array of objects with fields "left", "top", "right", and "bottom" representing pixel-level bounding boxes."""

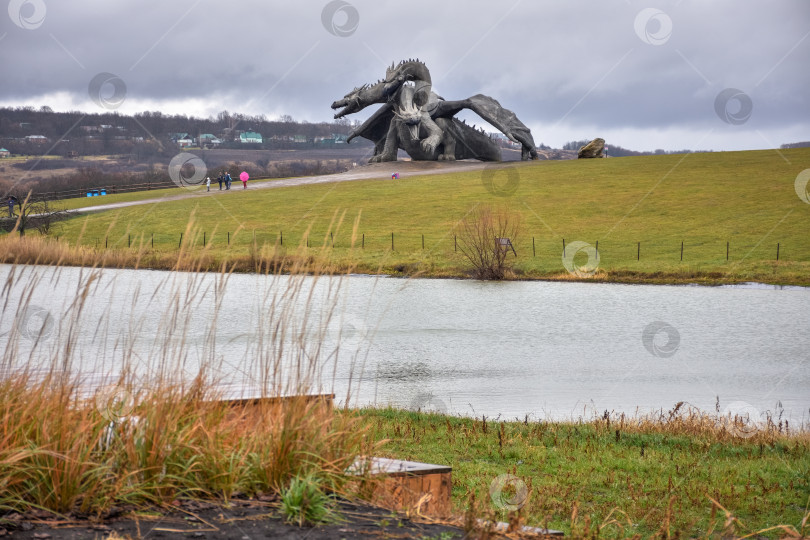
[{"left": 239, "top": 131, "right": 263, "bottom": 144}]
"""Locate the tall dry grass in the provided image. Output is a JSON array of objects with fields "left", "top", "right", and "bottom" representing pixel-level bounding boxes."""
[
  {"left": 587, "top": 400, "right": 809, "bottom": 444},
  {"left": 0, "top": 219, "right": 376, "bottom": 516},
  {"left": 0, "top": 208, "right": 366, "bottom": 276}
]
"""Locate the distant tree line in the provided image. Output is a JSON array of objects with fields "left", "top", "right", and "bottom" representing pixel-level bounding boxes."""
[
  {"left": 780, "top": 141, "right": 810, "bottom": 149},
  {"left": 562, "top": 139, "right": 708, "bottom": 157},
  {"left": 0, "top": 106, "right": 362, "bottom": 158},
  {"left": 1, "top": 158, "right": 354, "bottom": 201}
]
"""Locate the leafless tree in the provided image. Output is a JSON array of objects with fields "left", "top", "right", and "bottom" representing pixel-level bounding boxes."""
[
  {"left": 457, "top": 205, "right": 521, "bottom": 280},
  {"left": 9, "top": 192, "right": 73, "bottom": 237}
]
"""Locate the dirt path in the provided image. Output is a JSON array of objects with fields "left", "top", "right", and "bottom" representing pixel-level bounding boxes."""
[{"left": 76, "top": 160, "right": 511, "bottom": 214}]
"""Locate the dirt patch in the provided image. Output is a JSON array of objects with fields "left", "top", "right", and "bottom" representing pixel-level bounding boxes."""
[{"left": 1, "top": 498, "right": 465, "bottom": 539}]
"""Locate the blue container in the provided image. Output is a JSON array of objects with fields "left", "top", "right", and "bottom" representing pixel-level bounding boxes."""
[
  {"left": 100, "top": 189, "right": 107, "bottom": 195},
  {"left": 92, "top": 190, "right": 100, "bottom": 196},
  {"left": 86, "top": 192, "right": 92, "bottom": 197}
]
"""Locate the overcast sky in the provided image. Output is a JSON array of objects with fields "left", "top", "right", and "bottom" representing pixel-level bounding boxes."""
[{"left": 1, "top": 0, "right": 808, "bottom": 152}]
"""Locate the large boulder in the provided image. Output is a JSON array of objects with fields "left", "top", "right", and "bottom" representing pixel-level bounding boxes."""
[{"left": 578, "top": 138, "right": 605, "bottom": 159}]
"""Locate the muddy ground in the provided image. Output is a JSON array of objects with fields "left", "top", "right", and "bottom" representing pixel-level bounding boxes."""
[{"left": 1, "top": 497, "right": 466, "bottom": 539}]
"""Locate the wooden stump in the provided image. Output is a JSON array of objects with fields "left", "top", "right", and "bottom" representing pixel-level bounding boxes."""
[{"left": 349, "top": 457, "right": 452, "bottom": 517}]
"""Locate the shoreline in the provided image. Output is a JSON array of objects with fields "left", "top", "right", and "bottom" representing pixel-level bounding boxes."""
[{"left": 2, "top": 255, "right": 809, "bottom": 288}]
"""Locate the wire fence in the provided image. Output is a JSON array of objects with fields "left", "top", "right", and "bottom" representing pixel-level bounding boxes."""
[{"left": 57, "top": 231, "right": 810, "bottom": 263}]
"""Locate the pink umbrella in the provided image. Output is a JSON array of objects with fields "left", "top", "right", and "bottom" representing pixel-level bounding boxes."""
[{"left": 240, "top": 171, "right": 249, "bottom": 182}]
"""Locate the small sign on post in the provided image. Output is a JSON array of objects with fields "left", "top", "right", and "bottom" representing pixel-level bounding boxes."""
[{"left": 495, "top": 237, "right": 517, "bottom": 256}]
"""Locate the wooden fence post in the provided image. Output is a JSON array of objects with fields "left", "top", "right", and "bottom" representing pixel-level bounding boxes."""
[
  {"left": 562, "top": 238, "right": 566, "bottom": 257},
  {"left": 391, "top": 232, "right": 394, "bottom": 251},
  {"left": 680, "top": 241, "right": 683, "bottom": 261},
  {"left": 637, "top": 241, "right": 640, "bottom": 261},
  {"left": 726, "top": 241, "right": 729, "bottom": 261},
  {"left": 776, "top": 242, "right": 780, "bottom": 261},
  {"left": 362, "top": 233, "right": 364, "bottom": 248},
  {"left": 532, "top": 237, "right": 536, "bottom": 257},
  {"left": 179, "top": 232, "right": 183, "bottom": 248}
]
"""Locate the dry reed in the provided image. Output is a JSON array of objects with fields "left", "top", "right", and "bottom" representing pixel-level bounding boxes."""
[{"left": 0, "top": 218, "right": 378, "bottom": 517}]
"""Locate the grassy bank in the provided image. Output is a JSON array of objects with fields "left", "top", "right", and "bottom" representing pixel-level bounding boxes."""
[
  {"left": 23, "top": 147, "right": 810, "bottom": 285},
  {"left": 359, "top": 407, "right": 810, "bottom": 538}
]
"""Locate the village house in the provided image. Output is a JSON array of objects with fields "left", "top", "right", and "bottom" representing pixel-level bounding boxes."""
[
  {"left": 198, "top": 133, "right": 222, "bottom": 147},
  {"left": 239, "top": 131, "right": 263, "bottom": 144}
]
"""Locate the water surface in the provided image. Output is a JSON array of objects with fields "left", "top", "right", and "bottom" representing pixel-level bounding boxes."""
[{"left": 1, "top": 264, "right": 807, "bottom": 426}]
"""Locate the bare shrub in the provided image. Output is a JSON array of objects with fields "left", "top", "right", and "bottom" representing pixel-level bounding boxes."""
[
  {"left": 5, "top": 192, "right": 73, "bottom": 236},
  {"left": 457, "top": 205, "right": 521, "bottom": 280}
]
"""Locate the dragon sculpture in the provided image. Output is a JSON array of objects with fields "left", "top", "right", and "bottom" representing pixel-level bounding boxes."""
[{"left": 331, "top": 59, "right": 538, "bottom": 162}]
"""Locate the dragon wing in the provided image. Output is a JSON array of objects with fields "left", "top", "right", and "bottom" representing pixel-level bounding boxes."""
[
  {"left": 347, "top": 103, "right": 395, "bottom": 145},
  {"left": 433, "top": 94, "right": 538, "bottom": 159}
]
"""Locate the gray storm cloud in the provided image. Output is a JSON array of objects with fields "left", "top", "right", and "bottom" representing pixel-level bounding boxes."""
[{"left": 1, "top": 0, "right": 808, "bottom": 151}]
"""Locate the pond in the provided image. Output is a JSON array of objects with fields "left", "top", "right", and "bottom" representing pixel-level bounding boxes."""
[{"left": 1, "top": 264, "right": 808, "bottom": 427}]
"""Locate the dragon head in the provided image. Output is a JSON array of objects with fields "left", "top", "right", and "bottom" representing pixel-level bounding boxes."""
[
  {"left": 383, "top": 59, "right": 432, "bottom": 106},
  {"left": 331, "top": 84, "right": 368, "bottom": 119},
  {"left": 332, "top": 60, "right": 432, "bottom": 119}
]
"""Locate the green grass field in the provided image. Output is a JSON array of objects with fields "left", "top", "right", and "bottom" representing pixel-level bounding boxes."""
[
  {"left": 360, "top": 407, "right": 810, "bottom": 538},
  {"left": 45, "top": 148, "right": 810, "bottom": 284}
]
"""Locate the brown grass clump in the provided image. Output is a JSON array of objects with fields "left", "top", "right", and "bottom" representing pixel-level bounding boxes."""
[
  {"left": 0, "top": 223, "right": 376, "bottom": 516},
  {"left": 593, "top": 401, "right": 809, "bottom": 444}
]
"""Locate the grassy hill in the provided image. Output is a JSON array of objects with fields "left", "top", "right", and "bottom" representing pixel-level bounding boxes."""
[{"left": 30, "top": 147, "right": 810, "bottom": 285}]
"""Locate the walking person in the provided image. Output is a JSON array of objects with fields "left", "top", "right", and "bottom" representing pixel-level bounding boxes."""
[
  {"left": 217, "top": 173, "right": 223, "bottom": 190},
  {"left": 240, "top": 171, "right": 248, "bottom": 189},
  {"left": 206, "top": 176, "right": 211, "bottom": 191},
  {"left": 7, "top": 195, "right": 15, "bottom": 217},
  {"left": 225, "top": 172, "right": 232, "bottom": 190}
]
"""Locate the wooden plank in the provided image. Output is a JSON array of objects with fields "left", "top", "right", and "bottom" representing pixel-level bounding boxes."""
[
  {"left": 215, "top": 393, "right": 334, "bottom": 409},
  {"left": 352, "top": 457, "right": 451, "bottom": 476},
  {"left": 211, "top": 393, "right": 335, "bottom": 426}
]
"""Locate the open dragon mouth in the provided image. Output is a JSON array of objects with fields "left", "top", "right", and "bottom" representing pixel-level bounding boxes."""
[
  {"left": 331, "top": 97, "right": 356, "bottom": 119},
  {"left": 332, "top": 83, "right": 371, "bottom": 119},
  {"left": 404, "top": 119, "right": 420, "bottom": 140},
  {"left": 394, "top": 83, "right": 422, "bottom": 140}
]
